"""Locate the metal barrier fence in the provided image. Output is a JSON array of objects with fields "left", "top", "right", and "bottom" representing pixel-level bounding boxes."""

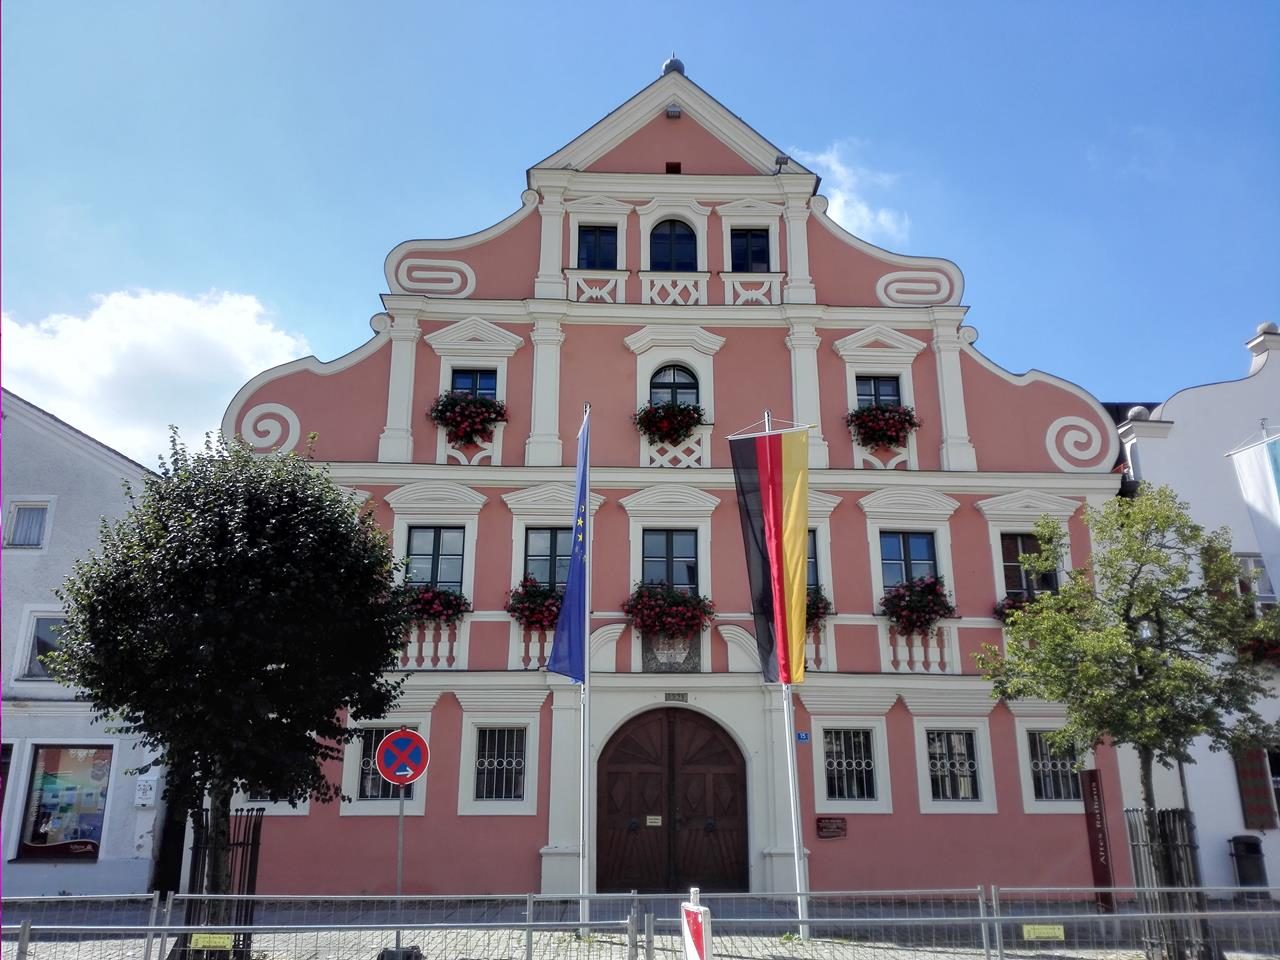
[{"left": 3, "top": 886, "right": 1279, "bottom": 960}]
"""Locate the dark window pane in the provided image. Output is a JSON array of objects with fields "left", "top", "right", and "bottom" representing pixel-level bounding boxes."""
[
  {"left": 672, "top": 531, "right": 697, "bottom": 556},
  {"left": 642, "top": 560, "right": 667, "bottom": 584},
  {"left": 25, "top": 617, "right": 65, "bottom": 679},
  {"left": 439, "top": 529, "right": 465, "bottom": 555},
  {"left": 554, "top": 557, "right": 571, "bottom": 585},
  {"left": 643, "top": 530, "right": 667, "bottom": 555},
  {"left": 359, "top": 728, "right": 414, "bottom": 801},
  {"left": 527, "top": 529, "right": 551, "bottom": 556},
  {"left": 673, "top": 228, "right": 696, "bottom": 271},
  {"left": 554, "top": 529, "right": 574, "bottom": 554},
  {"left": 649, "top": 365, "right": 700, "bottom": 406},
  {"left": 408, "top": 528, "right": 435, "bottom": 556},
  {"left": 879, "top": 533, "right": 903, "bottom": 561},
  {"left": 908, "top": 534, "right": 936, "bottom": 562},
  {"left": 882, "top": 560, "right": 906, "bottom": 587},
  {"left": 824, "top": 729, "right": 876, "bottom": 801},
  {"left": 526, "top": 559, "right": 551, "bottom": 585}
]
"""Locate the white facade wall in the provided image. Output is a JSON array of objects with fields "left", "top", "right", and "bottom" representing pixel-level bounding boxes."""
[
  {"left": 1, "top": 391, "right": 165, "bottom": 894},
  {"left": 1117, "top": 327, "right": 1280, "bottom": 888}
]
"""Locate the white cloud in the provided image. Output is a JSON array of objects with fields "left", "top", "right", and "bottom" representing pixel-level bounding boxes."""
[
  {"left": 790, "top": 142, "right": 911, "bottom": 247},
  {"left": 2, "top": 290, "right": 310, "bottom": 465}
]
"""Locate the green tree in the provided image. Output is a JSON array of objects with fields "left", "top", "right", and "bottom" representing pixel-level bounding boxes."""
[
  {"left": 49, "top": 435, "right": 411, "bottom": 898},
  {"left": 978, "top": 484, "right": 1280, "bottom": 884}
]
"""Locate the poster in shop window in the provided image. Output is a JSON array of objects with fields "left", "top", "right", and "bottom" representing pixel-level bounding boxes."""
[{"left": 20, "top": 746, "right": 112, "bottom": 860}]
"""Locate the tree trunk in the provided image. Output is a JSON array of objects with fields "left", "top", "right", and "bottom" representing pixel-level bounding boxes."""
[
  {"left": 205, "top": 782, "right": 234, "bottom": 923},
  {"left": 1138, "top": 747, "right": 1171, "bottom": 886}
]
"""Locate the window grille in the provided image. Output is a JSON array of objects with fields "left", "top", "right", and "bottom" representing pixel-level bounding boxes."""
[
  {"left": 474, "top": 727, "right": 526, "bottom": 801},
  {"left": 1028, "top": 730, "right": 1081, "bottom": 800},
  {"left": 358, "top": 727, "right": 414, "bottom": 800},
  {"left": 7, "top": 505, "right": 47, "bottom": 548},
  {"left": 406, "top": 526, "right": 465, "bottom": 589},
  {"left": 823, "top": 728, "right": 876, "bottom": 800},
  {"left": 927, "top": 729, "right": 980, "bottom": 801}
]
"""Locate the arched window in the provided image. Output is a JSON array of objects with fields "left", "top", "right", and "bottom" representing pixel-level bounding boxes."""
[
  {"left": 650, "top": 365, "right": 699, "bottom": 406},
  {"left": 649, "top": 219, "right": 697, "bottom": 272}
]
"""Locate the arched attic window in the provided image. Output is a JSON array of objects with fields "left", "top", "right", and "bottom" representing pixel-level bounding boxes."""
[
  {"left": 650, "top": 365, "right": 699, "bottom": 406},
  {"left": 649, "top": 219, "right": 697, "bottom": 272}
]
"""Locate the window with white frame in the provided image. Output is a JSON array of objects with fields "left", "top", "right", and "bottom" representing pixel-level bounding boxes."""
[
  {"left": 857, "top": 488, "right": 958, "bottom": 614},
  {"left": 357, "top": 727, "right": 415, "bottom": 801},
  {"left": 1001, "top": 533, "right": 1058, "bottom": 599},
  {"left": 449, "top": 369, "right": 497, "bottom": 399},
  {"left": 642, "top": 529, "right": 698, "bottom": 593},
  {"left": 650, "top": 365, "right": 699, "bottom": 406},
  {"left": 913, "top": 717, "right": 997, "bottom": 814},
  {"left": 5, "top": 502, "right": 50, "bottom": 549},
  {"left": 23, "top": 617, "right": 66, "bottom": 681},
  {"left": 1011, "top": 716, "right": 1086, "bottom": 814},
  {"left": 810, "top": 716, "right": 891, "bottom": 814},
  {"left": 473, "top": 727, "right": 527, "bottom": 801},
  {"left": 649, "top": 219, "right": 698, "bottom": 272},
  {"left": 577, "top": 225, "right": 618, "bottom": 270},
  {"left": 524, "top": 527, "right": 573, "bottom": 589},
  {"left": 1239, "top": 555, "right": 1277, "bottom": 613},
  {"left": 406, "top": 526, "right": 465, "bottom": 590},
  {"left": 18, "top": 745, "right": 113, "bottom": 860},
  {"left": 456, "top": 700, "right": 541, "bottom": 816},
  {"left": 880, "top": 531, "right": 937, "bottom": 586}
]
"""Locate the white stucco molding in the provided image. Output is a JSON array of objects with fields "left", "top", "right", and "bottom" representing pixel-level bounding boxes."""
[
  {"left": 898, "top": 682, "right": 996, "bottom": 717},
  {"left": 625, "top": 327, "right": 726, "bottom": 461},
  {"left": 386, "top": 481, "right": 489, "bottom": 515},
  {"left": 1004, "top": 699, "right": 1068, "bottom": 720},
  {"left": 565, "top": 196, "right": 633, "bottom": 273},
  {"left": 619, "top": 485, "right": 720, "bottom": 519},
  {"left": 383, "top": 190, "right": 540, "bottom": 294},
  {"left": 809, "top": 195, "right": 965, "bottom": 306},
  {"left": 589, "top": 623, "right": 629, "bottom": 673},
  {"left": 798, "top": 685, "right": 900, "bottom": 715},
  {"left": 974, "top": 490, "right": 1080, "bottom": 524},
  {"left": 503, "top": 483, "right": 606, "bottom": 588},
  {"left": 716, "top": 624, "right": 761, "bottom": 673},
  {"left": 424, "top": 316, "right": 526, "bottom": 359},
  {"left": 715, "top": 198, "right": 783, "bottom": 273},
  {"left": 857, "top": 488, "right": 959, "bottom": 523},
  {"left": 453, "top": 689, "right": 550, "bottom": 713}
]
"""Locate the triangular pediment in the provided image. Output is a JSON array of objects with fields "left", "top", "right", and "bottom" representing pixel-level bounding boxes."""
[
  {"left": 534, "top": 71, "right": 812, "bottom": 178},
  {"left": 564, "top": 195, "right": 635, "bottom": 215},
  {"left": 833, "top": 324, "right": 928, "bottom": 361},
  {"left": 424, "top": 317, "right": 525, "bottom": 358}
]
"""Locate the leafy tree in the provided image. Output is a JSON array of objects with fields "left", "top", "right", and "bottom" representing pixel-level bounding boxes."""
[
  {"left": 978, "top": 484, "right": 1280, "bottom": 884},
  {"left": 49, "top": 435, "right": 411, "bottom": 898}
]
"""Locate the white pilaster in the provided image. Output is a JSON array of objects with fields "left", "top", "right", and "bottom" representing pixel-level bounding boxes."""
[
  {"left": 525, "top": 314, "right": 565, "bottom": 466},
  {"left": 782, "top": 191, "right": 816, "bottom": 304},
  {"left": 785, "top": 316, "right": 829, "bottom": 468},
  {"left": 540, "top": 680, "right": 583, "bottom": 893},
  {"left": 376, "top": 309, "right": 423, "bottom": 463},
  {"left": 932, "top": 313, "right": 978, "bottom": 471},
  {"left": 534, "top": 183, "right": 568, "bottom": 300}
]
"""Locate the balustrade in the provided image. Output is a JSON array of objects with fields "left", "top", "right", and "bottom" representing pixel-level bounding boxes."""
[{"left": 639, "top": 272, "right": 709, "bottom": 305}]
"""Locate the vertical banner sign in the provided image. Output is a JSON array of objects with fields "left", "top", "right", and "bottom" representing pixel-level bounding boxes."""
[
  {"left": 681, "top": 898, "right": 712, "bottom": 960},
  {"left": 1230, "top": 434, "right": 1280, "bottom": 587},
  {"left": 1080, "top": 770, "right": 1115, "bottom": 913},
  {"left": 549, "top": 407, "right": 591, "bottom": 683}
]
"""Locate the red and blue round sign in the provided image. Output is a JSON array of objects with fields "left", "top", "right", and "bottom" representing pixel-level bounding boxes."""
[{"left": 375, "top": 728, "right": 430, "bottom": 786}]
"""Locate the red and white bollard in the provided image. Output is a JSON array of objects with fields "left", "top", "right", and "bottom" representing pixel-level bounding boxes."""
[{"left": 680, "top": 887, "right": 712, "bottom": 960}]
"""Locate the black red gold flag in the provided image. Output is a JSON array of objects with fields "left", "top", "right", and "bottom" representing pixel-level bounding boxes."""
[{"left": 729, "top": 429, "right": 809, "bottom": 684}]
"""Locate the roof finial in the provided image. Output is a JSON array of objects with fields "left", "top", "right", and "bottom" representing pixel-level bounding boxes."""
[{"left": 662, "top": 53, "right": 685, "bottom": 76}]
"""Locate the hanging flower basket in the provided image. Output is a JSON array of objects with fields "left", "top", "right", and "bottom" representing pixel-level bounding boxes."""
[
  {"left": 1239, "top": 633, "right": 1280, "bottom": 666},
  {"left": 505, "top": 576, "right": 563, "bottom": 632},
  {"left": 879, "top": 575, "right": 956, "bottom": 637},
  {"left": 406, "top": 585, "right": 472, "bottom": 628},
  {"left": 622, "top": 581, "right": 716, "bottom": 639},
  {"left": 429, "top": 393, "right": 508, "bottom": 447},
  {"left": 807, "top": 587, "right": 835, "bottom": 633},
  {"left": 993, "top": 594, "right": 1031, "bottom": 623},
  {"left": 846, "top": 404, "right": 920, "bottom": 450},
  {"left": 634, "top": 401, "right": 706, "bottom": 447}
]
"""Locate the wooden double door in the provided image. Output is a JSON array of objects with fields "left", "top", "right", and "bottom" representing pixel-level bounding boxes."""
[{"left": 597, "top": 708, "right": 748, "bottom": 892}]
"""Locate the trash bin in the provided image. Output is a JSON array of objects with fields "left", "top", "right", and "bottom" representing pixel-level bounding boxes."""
[{"left": 1229, "top": 834, "right": 1268, "bottom": 886}]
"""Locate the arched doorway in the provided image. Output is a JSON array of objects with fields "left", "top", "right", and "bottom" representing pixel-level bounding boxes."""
[{"left": 597, "top": 707, "right": 748, "bottom": 892}]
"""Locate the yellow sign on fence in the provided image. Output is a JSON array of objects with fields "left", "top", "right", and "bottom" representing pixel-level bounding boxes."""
[
  {"left": 190, "top": 934, "right": 234, "bottom": 950},
  {"left": 1021, "top": 924, "right": 1066, "bottom": 941}
]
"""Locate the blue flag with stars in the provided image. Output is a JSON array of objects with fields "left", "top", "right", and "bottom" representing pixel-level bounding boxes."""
[{"left": 549, "top": 407, "right": 590, "bottom": 683}]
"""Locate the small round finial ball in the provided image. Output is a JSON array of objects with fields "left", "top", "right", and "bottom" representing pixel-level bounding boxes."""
[
  {"left": 662, "top": 55, "right": 685, "bottom": 76},
  {"left": 1127, "top": 405, "right": 1151, "bottom": 421},
  {"left": 1258, "top": 321, "right": 1279, "bottom": 335}
]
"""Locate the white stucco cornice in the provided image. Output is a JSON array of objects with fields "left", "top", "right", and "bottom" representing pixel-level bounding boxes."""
[
  {"left": 857, "top": 488, "right": 960, "bottom": 522},
  {"left": 832, "top": 324, "right": 927, "bottom": 363},
  {"left": 502, "top": 483, "right": 605, "bottom": 518},
  {"left": 1118, "top": 419, "right": 1175, "bottom": 442},
  {"left": 808, "top": 488, "right": 843, "bottom": 521},
  {"left": 897, "top": 679, "right": 998, "bottom": 717},
  {"left": 1003, "top": 699, "right": 1068, "bottom": 720},
  {"left": 531, "top": 70, "right": 810, "bottom": 177},
  {"left": 385, "top": 481, "right": 488, "bottom": 515},
  {"left": 453, "top": 688, "right": 550, "bottom": 713},
  {"left": 974, "top": 490, "right": 1081, "bottom": 523},
  {"left": 623, "top": 325, "right": 726, "bottom": 357},
  {"left": 619, "top": 485, "right": 720, "bottom": 519},
  {"left": 424, "top": 316, "right": 525, "bottom": 358}
]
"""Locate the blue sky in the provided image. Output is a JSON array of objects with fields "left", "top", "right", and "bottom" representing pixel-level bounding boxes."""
[{"left": 3, "top": 1, "right": 1278, "bottom": 461}]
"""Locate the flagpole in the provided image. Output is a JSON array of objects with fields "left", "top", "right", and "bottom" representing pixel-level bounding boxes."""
[
  {"left": 763, "top": 408, "right": 809, "bottom": 938},
  {"left": 579, "top": 402, "right": 592, "bottom": 933}
]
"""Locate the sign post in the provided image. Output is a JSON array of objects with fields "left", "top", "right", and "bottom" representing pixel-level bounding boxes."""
[{"left": 375, "top": 728, "right": 431, "bottom": 955}]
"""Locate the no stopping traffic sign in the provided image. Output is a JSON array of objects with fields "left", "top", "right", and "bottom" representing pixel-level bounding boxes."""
[{"left": 375, "top": 728, "right": 430, "bottom": 786}]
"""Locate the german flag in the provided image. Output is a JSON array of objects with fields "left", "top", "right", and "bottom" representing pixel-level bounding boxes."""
[{"left": 729, "top": 429, "right": 809, "bottom": 684}]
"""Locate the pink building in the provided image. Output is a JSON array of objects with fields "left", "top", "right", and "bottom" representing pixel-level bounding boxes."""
[{"left": 223, "top": 60, "right": 1129, "bottom": 895}]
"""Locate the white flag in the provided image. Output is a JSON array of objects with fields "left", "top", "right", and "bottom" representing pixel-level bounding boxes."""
[{"left": 1231, "top": 434, "right": 1280, "bottom": 593}]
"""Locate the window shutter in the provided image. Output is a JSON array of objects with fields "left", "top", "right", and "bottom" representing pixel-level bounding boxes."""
[{"left": 1234, "top": 749, "right": 1278, "bottom": 830}]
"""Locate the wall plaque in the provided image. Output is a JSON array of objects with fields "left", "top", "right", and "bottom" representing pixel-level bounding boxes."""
[{"left": 815, "top": 816, "right": 847, "bottom": 839}]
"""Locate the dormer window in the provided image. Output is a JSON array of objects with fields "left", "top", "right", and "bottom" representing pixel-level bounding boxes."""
[
  {"left": 730, "top": 228, "right": 770, "bottom": 273},
  {"left": 577, "top": 226, "right": 617, "bottom": 270},
  {"left": 650, "top": 219, "right": 697, "bottom": 272}
]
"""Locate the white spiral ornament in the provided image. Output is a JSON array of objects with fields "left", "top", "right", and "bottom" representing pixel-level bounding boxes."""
[
  {"left": 241, "top": 403, "right": 301, "bottom": 453},
  {"left": 1045, "top": 416, "right": 1110, "bottom": 472},
  {"left": 393, "top": 256, "right": 476, "bottom": 298},
  {"left": 875, "top": 270, "right": 953, "bottom": 306}
]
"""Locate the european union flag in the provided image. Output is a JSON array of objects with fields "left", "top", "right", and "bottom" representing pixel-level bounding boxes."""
[{"left": 548, "top": 407, "right": 590, "bottom": 683}]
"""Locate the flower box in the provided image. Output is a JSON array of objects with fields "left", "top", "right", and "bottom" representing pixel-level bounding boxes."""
[
  {"left": 622, "top": 581, "right": 716, "bottom": 639},
  {"left": 993, "top": 594, "right": 1031, "bottom": 623},
  {"left": 807, "top": 587, "right": 835, "bottom": 633},
  {"left": 879, "top": 575, "right": 956, "bottom": 637},
  {"left": 634, "top": 401, "right": 706, "bottom": 447},
  {"left": 429, "top": 393, "right": 508, "bottom": 447},
  {"left": 406, "top": 585, "right": 472, "bottom": 628},
  {"left": 846, "top": 404, "right": 920, "bottom": 450},
  {"left": 505, "top": 576, "right": 563, "bottom": 632}
]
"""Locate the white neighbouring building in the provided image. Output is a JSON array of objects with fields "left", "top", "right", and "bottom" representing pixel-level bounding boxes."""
[
  {"left": 1, "top": 390, "right": 169, "bottom": 894},
  {"left": 1116, "top": 322, "right": 1280, "bottom": 888}
]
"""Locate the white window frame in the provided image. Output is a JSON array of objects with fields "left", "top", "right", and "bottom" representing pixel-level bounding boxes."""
[
  {"left": 1239, "top": 554, "right": 1278, "bottom": 612},
  {"left": 424, "top": 317, "right": 525, "bottom": 466},
  {"left": 975, "top": 491, "right": 1079, "bottom": 613},
  {"left": 339, "top": 719, "right": 431, "bottom": 818},
  {"left": 832, "top": 326, "right": 926, "bottom": 469},
  {"left": 858, "top": 489, "right": 959, "bottom": 607},
  {"left": 1013, "top": 717, "right": 1087, "bottom": 815},
  {"left": 913, "top": 717, "right": 997, "bottom": 814},
  {"left": 11, "top": 605, "right": 69, "bottom": 686},
  {"left": 566, "top": 196, "right": 632, "bottom": 272},
  {"left": 386, "top": 482, "right": 487, "bottom": 600},
  {"left": 811, "top": 716, "right": 892, "bottom": 814},
  {"left": 457, "top": 714, "right": 541, "bottom": 816},
  {"left": 636, "top": 198, "right": 711, "bottom": 272},
  {"left": 3, "top": 496, "right": 56, "bottom": 552},
  {"left": 717, "top": 199, "right": 783, "bottom": 274}
]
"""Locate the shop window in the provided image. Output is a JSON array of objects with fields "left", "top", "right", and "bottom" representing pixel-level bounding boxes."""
[{"left": 19, "top": 746, "right": 112, "bottom": 860}]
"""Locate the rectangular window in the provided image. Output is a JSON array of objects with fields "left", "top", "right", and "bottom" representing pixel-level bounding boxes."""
[
  {"left": 449, "top": 369, "right": 497, "bottom": 400},
  {"left": 473, "top": 727, "right": 527, "bottom": 801},
  {"left": 730, "top": 228, "right": 770, "bottom": 273},
  {"left": 406, "top": 526, "right": 465, "bottom": 589},
  {"left": 24, "top": 617, "right": 66, "bottom": 680},
  {"left": 6, "top": 504, "right": 48, "bottom": 548},
  {"left": 880, "top": 532, "right": 937, "bottom": 587},
  {"left": 642, "top": 529, "right": 698, "bottom": 593},
  {"left": 823, "top": 728, "right": 876, "bottom": 801},
  {"left": 1239, "top": 555, "right": 1278, "bottom": 613},
  {"left": 926, "top": 730, "right": 980, "bottom": 801},
  {"left": 807, "top": 530, "right": 819, "bottom": 590},
  {"left": 357, "top": 728, "right": 415, "bottom": 801},
  {"left": 1027, "top": 731, "right": 1081, "bottom": 801},
  {"left": 1001, "top": 533, "right": 1059, "bottom": 598},
  {"left": 577, "top": 226, "right": 618, "bottom": 270},
  {"left": 19, "top": 746, "right": 112, "bottom": 860},
  {"left": 525, "top": 527, "right": 573, "bottom": 589},
  {"left": 855, "top": 376, "right": 902, "bottom": 408}
]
